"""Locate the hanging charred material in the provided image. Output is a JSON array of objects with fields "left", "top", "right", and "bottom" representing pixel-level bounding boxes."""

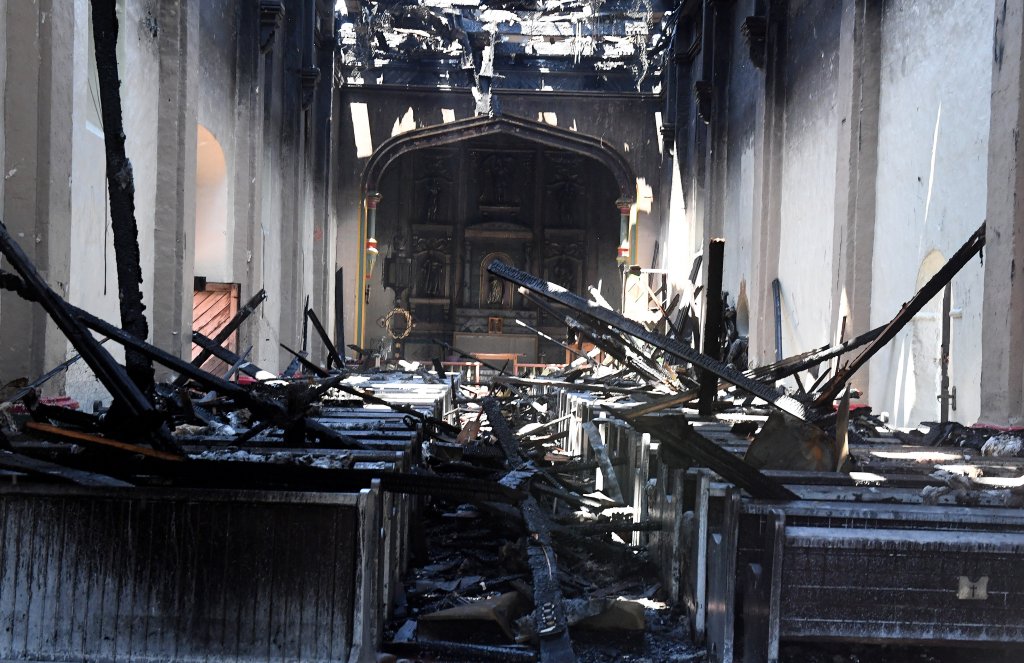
[{"left": 89, "top": 0, "right": 152, "bottom": 392}]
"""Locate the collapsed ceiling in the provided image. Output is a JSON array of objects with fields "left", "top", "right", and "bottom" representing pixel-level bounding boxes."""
[{"left": 337, "top": 0, "right": 677, "bottom": 92}]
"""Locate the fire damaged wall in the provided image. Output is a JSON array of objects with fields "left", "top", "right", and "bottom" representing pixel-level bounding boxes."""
[
  {"left": 659, "top": 0, "right": 995, "bottom": 425},
  {"left": 1, "top": 0, "right": 340, "bottom": 406}
]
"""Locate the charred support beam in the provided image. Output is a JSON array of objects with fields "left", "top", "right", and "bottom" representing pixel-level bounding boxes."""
[
  {"left": 0, "top": 223, "right": 160, "bottom": 431},
  {"left": 699, "top": 239, "right": 725, "bottom": 414},
  {"left": 625, "top": 414, "right": 797, "bottom": 501},
  {"left": 813, "top": 223, "right": 986, "bottom": 406},
  {"left": 488, "top": 260, "right": 809, "bottom": 419},
  {"left": 175, "top": 288, "right": 266, "bottom": 386},
  {"left": 89, "top": 0, "right": 152, "bottom": 392},
  {"left": 305, "top": 308, "right": 344, "bottom": 369},
  {"left": 191, "top": 331, "right": 265, "bottom": 379},
  {"left": 481, "top": 398, "right": 576, "bottom": 663}
]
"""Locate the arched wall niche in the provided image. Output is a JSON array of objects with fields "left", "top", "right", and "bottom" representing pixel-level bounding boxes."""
[{"left": 195, "top": 124, "right": 230, "bottom": 282}]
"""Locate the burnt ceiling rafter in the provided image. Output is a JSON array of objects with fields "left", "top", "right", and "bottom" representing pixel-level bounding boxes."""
[{"left": 362, "top": 113, "right": 636, "bottom": 202}]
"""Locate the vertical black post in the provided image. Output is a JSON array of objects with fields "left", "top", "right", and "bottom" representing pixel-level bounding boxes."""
[
  {"left": 939, "top": 283, "right": 952, "bottom": 423},
  {"left": 771, "top": 278, "right": 783, "bottom": 361},
  {"left": 334, "top": 268, "right": 346, "bottom": 360},
  {"left": 699, "top": 238, "right": 725, "bottom": 415},
  {"left": 90, "top": 0, "right": 153, "bottom": 391}
]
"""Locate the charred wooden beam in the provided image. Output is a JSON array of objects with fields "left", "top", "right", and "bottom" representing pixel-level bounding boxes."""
[
  {"left": 90, "top": 0, "right": 153, "bottom": 391},
  {"left": 481, "top": 398, "right": 576, "bottom": 662},
  {"left": 1, "top": 339, "right": 110, "bottom": 406},
  {"left": 0, "top": 449, "right": 133, "bottom": 487},
  {"left": 280, "top": 343, "right": 330, "bottom": 377},
  {"left": 24, "top": 422, "right": 185, "bottom": 462},
  {"left": 813, "top": 223, "right": 985, "bottom": 406},
  {"left": 489, "top": 260, "right": 808, "bottom": 419},
  {"left": 747, "top": 324, "right": 884, "bottom": 384},
  {"left": 699, "top": 239, "right": 725, "bottom": 414},
  {"left": 175, "top": 288, "right": 266, "bottom": 386},
  {"left": 305, "top": 308, "right": 344, "bottom": 370},
  {"left": 624, "top": 414, "right": 797, "bottom": 501},
  {"left": 0, "top": 224, "right": 161, "bottom": 432},
  {"left": 191, "top": 331, "right": 265, "bottom": 378}
]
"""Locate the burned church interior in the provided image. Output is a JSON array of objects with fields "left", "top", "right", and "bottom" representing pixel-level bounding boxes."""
[{"left": 3, "top": 0, "right": 1024, "bottom": 661}]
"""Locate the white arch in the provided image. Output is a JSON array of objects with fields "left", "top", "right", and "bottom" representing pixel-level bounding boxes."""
[{"left": 194, "top": 124, "right": 230, "bottom": 281}]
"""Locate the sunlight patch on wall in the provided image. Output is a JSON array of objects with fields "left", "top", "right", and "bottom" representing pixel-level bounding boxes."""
[
  {"left": 350, "top": 102, "right": 373, "bottom": 158},
  {"left": 391, "top": 107, "right": 416, "bottom": 137}
]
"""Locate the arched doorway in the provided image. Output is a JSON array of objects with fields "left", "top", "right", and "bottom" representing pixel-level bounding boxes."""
[
  {"left": 905, "top": 250, "right": 949, "bottom": 425},
  {"left": 192, "top": 125, "right": 238, "bottom": 374},
  {"left": 357, "top": 115, "right": 636, "bottom": 363}
]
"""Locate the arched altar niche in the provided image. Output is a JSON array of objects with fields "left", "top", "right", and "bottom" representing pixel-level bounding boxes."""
[
  {"left": 358, "top": 114, "right": 637, "bottom": 362},
  {"left": 479, "top": 251, "right": 515, "bottom": 309}
]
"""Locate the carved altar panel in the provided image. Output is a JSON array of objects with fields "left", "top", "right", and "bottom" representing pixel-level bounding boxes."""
[
  {"left": 413, "top": 149, "right": 456, "bottom": 225},
  {"left": 544, "top": 230, "right": 585, "bottom": 294},
  {"left": 544, "top": 152, "right": 586, "bottom": 229},
  {"left": 410, "top": 233, "right": 451, "bottom": 302},
  {"left": 469, "top": 149, "right": 534, "bottom": 224}
]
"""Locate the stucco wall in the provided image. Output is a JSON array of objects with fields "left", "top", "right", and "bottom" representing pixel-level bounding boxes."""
[
  {"left": 774, "top": 0, "right": 840, "bottom": 359},
  {"left": 868, "top": 0, "right": 992, "bottom": 426}
]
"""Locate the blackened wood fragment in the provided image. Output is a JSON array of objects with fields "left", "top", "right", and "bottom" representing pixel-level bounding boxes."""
[
  {"left": 699, "top": 239, "right": 725, "bottom": 414},
  {"left": 90, "top": 0, "right": 152, "bottom": 391}
]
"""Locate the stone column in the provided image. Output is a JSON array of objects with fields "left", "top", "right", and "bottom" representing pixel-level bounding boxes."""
[
  {"left": 0, "top": 0, "right": 74, "bottom": 387},
  {"left": 830, "top": 0, "right": 881, "bottom": 398},
  {"left": 151, "top": 0, "right": 199, "bottom": 380},
  {"left": 979, "top": 0, "right": 1024, "bottom": 426}
]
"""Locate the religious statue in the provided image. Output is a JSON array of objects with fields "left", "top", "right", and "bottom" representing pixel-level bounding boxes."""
[
  {"left": 425, "top": 177, "right": 442, "bottom": 223},
  {"left": 486, "top": 276, "right": 504, "bottom": 306},
  {"left": 418, "top": 255, "right": 444, "bottom": 298}
]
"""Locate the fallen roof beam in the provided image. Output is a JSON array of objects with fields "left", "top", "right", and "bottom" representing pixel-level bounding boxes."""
[
  {"left": 0, "top": 224, "right": 160, "bottom": 432},
  {"left": 488, "top": 260, "right": 808, "bottom": 419},
  {"left": 813, "top": 222, "right": 985, "bottom": 406},
  {"left": 305, "top": 308, "right": 344, "bottom": 370},
  {"left": 174, "top": 288, "right": 266, "bottom": 386},
  {"left": 481, "top": 398, "right": 576, "bottom": 662},
  {"left": 624, "top": 414, "right": 797, "bottom": 501},
  {"left": 191, "top": 331, "right": 266, "bottom": 378}
]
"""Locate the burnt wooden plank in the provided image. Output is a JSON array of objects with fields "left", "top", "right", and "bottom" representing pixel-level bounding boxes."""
[
  {"left": 0, "top": 450, "right": 133, "bottom": 487},
  {"left": 24, "top": 422, "right": 185, "bottom": 462},
  {"left": 488, "top": 260, "right": 809, "bottom": 419},
  {"left": 176, "top": 288, "right": 266, "bottom": 387},
  {"left": 814, "top": 223, "right": 985, "bottom": 406},
  {"left": 625, "top": 415, "right": 797, "bottom": 501}
]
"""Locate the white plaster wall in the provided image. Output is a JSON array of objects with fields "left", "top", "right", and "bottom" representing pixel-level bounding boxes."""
[
  {"left": 721, "top": 132, "right": 756, "bottom": 334},
  {"left": 775, "top": 0, "right": 840, "bottom": 359},
  {"left": 0, "top": 2, "right": 6, "bottom": 235},
  {"left": 66, "top": 0, "right": 162, "bottom": 407},
  {"left": 868, "top": 0, "right": 992, "bottom": 427}
]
